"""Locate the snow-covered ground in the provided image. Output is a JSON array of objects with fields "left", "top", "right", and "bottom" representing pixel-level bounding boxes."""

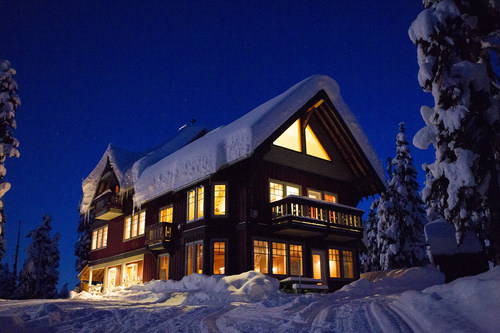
[{"left": 0, "top": 267, "right": 499, "bottom": 332}]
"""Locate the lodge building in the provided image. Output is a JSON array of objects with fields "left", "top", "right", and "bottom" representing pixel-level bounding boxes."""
[{"left": 78, "top": 76, "right": 385, "bottom": 292}]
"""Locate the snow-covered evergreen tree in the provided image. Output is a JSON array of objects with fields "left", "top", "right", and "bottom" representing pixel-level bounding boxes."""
[
  {"left": 14, "top": 215, "right": 60, "bottom": 299},
  {"left": 409, "top": 0, "right": 500, "bottom": 263},
  {"left": 74, "top": 214, "right": 92, "bottom": 274},
  {"left": 0, "top": 263, "right": 15, "bottom": 298},
  {"left": 0, "top": 60, "right": 21, "bottom": 262},
  {"left": 363, "top": 199, "right": 381, "bottom": 272},
  {"left": 377, "top": 124, "right": 428, "bottom": 270}
]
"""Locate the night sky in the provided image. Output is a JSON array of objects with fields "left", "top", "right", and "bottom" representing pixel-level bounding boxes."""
[{"left": 1, "top": 1, "right": 434, "bottom": 289}]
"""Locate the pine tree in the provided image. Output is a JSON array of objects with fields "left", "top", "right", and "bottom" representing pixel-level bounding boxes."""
[
  {"left": 377, "top": 124, "right": 428, "bottom": 270},
  {"left": 74, "top": 214, "right": 92, "bottom": 274},
  {"left": 409, "top": 1, "right": 500, "bottom": 263},
  {"left": 0, "top": 60, "right": 21, "bottom": 262},
  {"left": 363, "top": 199, "right": 380, "bottom": 272},
  {"left": 14, "top": 214, "right": 60, "bottom": 299},
  {"left": 58, "top": 283, "right": 69, "bottom": 299}
]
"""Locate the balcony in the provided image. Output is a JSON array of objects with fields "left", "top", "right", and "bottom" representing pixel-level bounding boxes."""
[
  {"left": 94, "top": 190, "right": 123, "bottom": 220},
  {"left": 145, "top": 222, "right": 172, "bottom": 250},
  {"left": 270, "top": 195, "right": 363, "bottom": 238}
]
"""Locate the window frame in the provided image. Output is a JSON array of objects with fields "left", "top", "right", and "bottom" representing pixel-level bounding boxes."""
[
  {"left": 269, "top": 179, "right": 301, "bottom": 202},
  {"left": 253, "top": 238, "right": 305, "bottom": 276},
  {"left": 91, "top": 225, "right": 108, "bottom": 251},
  {"left": 212, "top": 183, "right": 228, "bottom": 217},
  {"left": 211, "top": 239, "right": 227, "bottom": 275},
  {"left": 187, "top": 186, "right": 205, "bottom": 222},
  {"left": 159, "top": 205, "right": 173, "bottom": 239},
  {"left": 185, "top": 240, "right": 204, "bottom": 275},
  {"left": 123, "top": 210, "right": 146, "bottom": 241},
  {"left": 158, "top": 253, "right": 170, "bottom": 280},
  {"left": 307, "top": 188, "right": 338, "bottom": 203},
  {"left": 328, "top": 247, "right": 356, "bottom": 280}
]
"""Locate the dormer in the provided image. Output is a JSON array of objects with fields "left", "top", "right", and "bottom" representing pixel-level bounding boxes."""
[{"left": 93, "top": 161, "right": 123, "bottom": 221}]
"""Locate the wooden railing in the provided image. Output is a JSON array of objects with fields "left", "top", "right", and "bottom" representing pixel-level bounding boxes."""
[
  {"left": 145, "top": 222, "right": 172, "bottom": 245},
  {"left": 270, "top": 195, "right": 363, "bottom": 230},
  {"left": 93, "top": 190, "right": 123, "bottom": 220}
]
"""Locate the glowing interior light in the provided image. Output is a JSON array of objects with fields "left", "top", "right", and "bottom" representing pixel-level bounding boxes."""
[{"left": 273, "top": 119, "right": 301, "bottom": 152}]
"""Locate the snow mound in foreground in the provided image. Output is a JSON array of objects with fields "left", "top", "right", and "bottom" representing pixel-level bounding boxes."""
[
  {"left": 391, "top": 266, "right": 500, "bottom": 332},
  {"left": 73, "top": 271, "right": 280, "bottom": 303},
  {"left": 340, "top": 267, "right": 445, "bottom": 296}
]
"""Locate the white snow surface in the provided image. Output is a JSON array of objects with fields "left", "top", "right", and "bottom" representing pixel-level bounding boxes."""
[
  {"left": 2, "top": 267, "right": 500, "bottom": 332},
  {"left": 425, "top": 218, "right": 483, "bottom": 256},
  {"left": 80, "top": 76, "right": 385, "bottom": 211}
]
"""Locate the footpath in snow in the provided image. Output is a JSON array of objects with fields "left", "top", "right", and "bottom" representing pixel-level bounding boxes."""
[{"left": 0, "top": 267, "right": 499, "bottom": 332}]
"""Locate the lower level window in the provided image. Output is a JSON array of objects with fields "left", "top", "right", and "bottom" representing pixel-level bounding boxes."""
[
  {"left": 272, "top": 242, "right": 287, "bottom": 275},
  {"left": 329, "top": 248, "right": 354, "bottom": 279},
  {"left": 342, "top": 250, "right": 354, "bottom": 278},
  {"left": 289, "top": 244, "right": 303, "bottom": 276},
  {"left": 253, "top": 240, "right": 269, "bottom": 274},
  {"left": 213, "top": 241, "right": 226, "bottom": 274},
  {"left": 329, "top": 249, "right": 341, "bottom": 278},
  {"left": 186, "top": 241, "right": 203, "bottom": 275},
  {"left": 159, "top": 255, "right": 169, "bottom": 280}
]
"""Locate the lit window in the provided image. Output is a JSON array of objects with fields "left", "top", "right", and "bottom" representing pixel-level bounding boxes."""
[
  {"left": 305, "top": 125, "right": 330, "bottom": 160},
  {"left": 269, "top": 182, "right": 284, "bottom": 202},
  {"left": 196, "top": 243, "right": 203, "bottom": 274},
  {"left": 290, "top": 244, "right": 303, "bottom": 276},
  {"left": 213, "top": 241, "right": 226, "bottom": 274},
  {"left": 269, "top": 180, "right": 301, "bottom": 202},
  {"left": 308, "top": 189, "right": 322, "bottom": 200},
  {"left": 186, "top": 241, "right": 203, "bottom": 275},
  {"left": 329, "top": 249, "right": 341, "bottom": 278},
  {"left": 324, "top": 192, "right": 338, "bottom": 203},
  {"left": 187, "top": 186, "right": 204, "bottom": 222},
  {"left": 273, "top": 119, "right": 301, "bottom": 152},
  {"left": 91, "top": 225, "right": 108, "bottom": 250},
  {"left": 159, "top": 255, "right": 169, "bottom": 280},
  {"left": 213, "top": 184, "right": 227, "bottom": 216},
  {"left": 186, "top": 244, "right": 194, "bottom": 275},
  {"left": 160, "top": 206, "right": 173, "bottom": 239},
  {"left": 92, "top": 230, "right": 97, "bottom": 250},
  {"left": 272, "top": 242, "right": 287, "bottom": 275},
  {"left": 124, "top": 211, "right": 146, "bottom": 240},
  {"left": 286, "top": 185, "right": 299, "bottom": 196},
  {"left": 253, "top": 240, "right": 269, "bottom": 273},
  {"left": 342, "top": 250, "right": 354, "bottom": 279},
  {"left": 131, "top": 214, "right": 138, "bottom": 238}
]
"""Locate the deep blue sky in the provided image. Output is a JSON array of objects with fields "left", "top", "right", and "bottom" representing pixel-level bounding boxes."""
[{"left": 1, "top": 1, "right": 433, "bottom": 289}]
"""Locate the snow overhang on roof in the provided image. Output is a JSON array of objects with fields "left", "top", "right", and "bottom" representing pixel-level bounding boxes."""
[
  {"left": 133, "top": 75, "right": 386, "bottom": 206},
  {"left": 80, "top": 144, "right": 144, "bottom": 215}
]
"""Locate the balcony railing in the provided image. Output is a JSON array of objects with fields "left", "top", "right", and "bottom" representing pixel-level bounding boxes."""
[
  {"left": 94, "top": 190, "right": 123, "bottom": 220},
  {"left": 271, "top": 195, "right": 363, "bottom": 231},
  {"left": 145, "top": 222, "right": 172, "bottom": 246}
]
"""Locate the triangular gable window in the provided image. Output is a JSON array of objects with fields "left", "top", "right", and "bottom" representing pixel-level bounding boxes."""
[
  {"left": 305, "top": 125, "right": 330, "bottom": 161},
  {"left": 273, "top": 119, "right": 301, "bottom": 152}
]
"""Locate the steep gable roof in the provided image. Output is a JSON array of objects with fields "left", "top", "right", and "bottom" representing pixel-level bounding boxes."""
[{"left": 133, "top": 75, "right": 385, "bottom": 205}]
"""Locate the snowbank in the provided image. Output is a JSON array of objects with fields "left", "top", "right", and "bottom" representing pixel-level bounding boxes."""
[
  {"left": 342, "top": 267, "right": 445, "bottom": 297},
  {"left": 425, "top": 219, "right": 482, "bottom": 255},
  {"left": 72, "top": 271, "right": 280, "bottom": 303}
]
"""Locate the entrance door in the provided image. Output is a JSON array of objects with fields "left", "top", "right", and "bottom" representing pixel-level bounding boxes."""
[{"left": 311, "top": 250, "right": 326, "bottom": 285}]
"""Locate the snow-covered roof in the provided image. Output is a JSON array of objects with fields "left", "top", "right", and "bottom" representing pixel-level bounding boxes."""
[
  {"left": 133, "top": 75, "right": 385, "bottom": 205},
  {"left": 80, "top": 125, "right": 206, "bottom": 214},
  {"left": 80, "top": 144, "right": 144, "bottom": 214},
  {"left": 81, "top": 75, "right": 385, "bottom": 211}
]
